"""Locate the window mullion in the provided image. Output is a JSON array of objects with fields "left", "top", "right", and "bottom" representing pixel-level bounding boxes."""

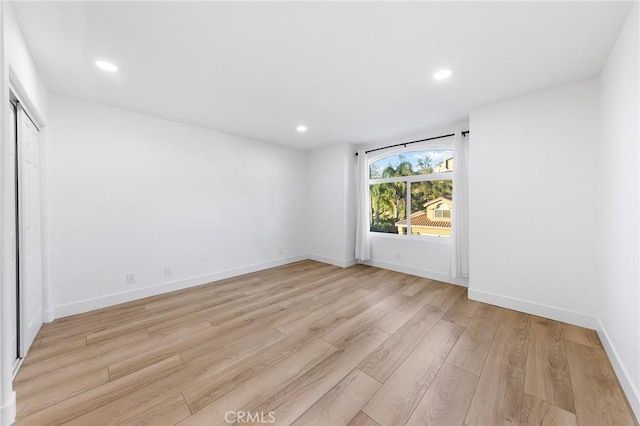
[
  {"left": 406, "top": 180, "right": 411, "bottom": 235},
  {"left": 370, "top": 172, "right": 452, "bottom": 185},
  {"left": 406, "top": 173, "right": 453, "bottom": 184},
  {"left": 370, "top": 176, "right": 406, "bottom": 185}
]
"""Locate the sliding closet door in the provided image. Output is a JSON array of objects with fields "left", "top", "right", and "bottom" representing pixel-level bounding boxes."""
[{"left": 17, "top": 104, "right": 43, "bottom": 357}]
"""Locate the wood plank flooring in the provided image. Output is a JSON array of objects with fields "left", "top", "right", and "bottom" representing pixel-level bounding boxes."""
[{"left": 13, "top": 260, "right": 638, "bottom": 426}]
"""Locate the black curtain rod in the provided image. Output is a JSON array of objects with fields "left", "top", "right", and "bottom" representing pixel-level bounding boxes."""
[{"left": 355, "top": 130, "right": 469, "bottom": 156}]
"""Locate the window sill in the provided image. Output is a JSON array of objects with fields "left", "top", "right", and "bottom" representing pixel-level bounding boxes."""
[{"left": 369, "top": 232, "right": 452, "bottom": 244}]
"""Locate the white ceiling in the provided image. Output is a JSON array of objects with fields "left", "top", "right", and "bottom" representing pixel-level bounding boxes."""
[{"left": 12, "top": 1, "right": 634, "bottom": 150}]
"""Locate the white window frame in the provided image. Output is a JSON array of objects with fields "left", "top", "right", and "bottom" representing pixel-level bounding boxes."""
[{"left": 367, "top": 141, "right": 454, "bottom": 241}]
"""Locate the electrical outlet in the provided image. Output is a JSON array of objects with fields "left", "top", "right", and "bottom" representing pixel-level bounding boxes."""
[
  {"left": 394, "top": 251, "right": 400, "bottom": 260},
  {"left": 279, "top": 247, "right": 284, "bottom": 255},
  {"left": 126, "top": 273, "right": 136, "bottom": 284},
  {"left": 164, "top": 267, "right": 172, "bottom": 277}
]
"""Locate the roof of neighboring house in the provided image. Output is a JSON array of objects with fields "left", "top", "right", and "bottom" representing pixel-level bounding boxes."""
[
  {"left": 395, "top": 213, "right": 451, "bottom": 228},
  {"left": 423, "top": 196, "right": 453, "bottom": 208}
]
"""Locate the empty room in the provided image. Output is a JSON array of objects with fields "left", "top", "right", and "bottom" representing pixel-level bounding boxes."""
[{"left": 0, "top": 1, "right": 638, "bottom": 425}]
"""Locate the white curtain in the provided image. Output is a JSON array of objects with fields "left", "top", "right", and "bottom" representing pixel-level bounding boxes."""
[
  {"left": 450, "top": 131, "right": 469, "bottom": 278},
  {"left": 355, "top": 150, "right": 371, "bottom": 261}
]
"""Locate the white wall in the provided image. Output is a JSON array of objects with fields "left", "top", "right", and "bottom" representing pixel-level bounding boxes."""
[
  {"left": 597, "top": 3, "right": 639, "bottom": 419},
  {"left": 367, "top": 235, "right": 453, "bottom": 282},
  {"left": 357, "top": 123, "right": 468, "bottom": 285},
  {"left": 468, "top": 79, "right": 599, "bottom": 327},
  {"left": 47, "top": 94, "right": 308, "bottom": 317},
  {"left": 307, "top": 143, "right": 356, "bottom": 267},
  {"left": 4, "top": 3, "right": 47, "bottom": 126}
]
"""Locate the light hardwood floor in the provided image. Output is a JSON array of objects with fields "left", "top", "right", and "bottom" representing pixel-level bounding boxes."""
[{"left": 13, "top": 260, "right": 638, "bottom": 426}]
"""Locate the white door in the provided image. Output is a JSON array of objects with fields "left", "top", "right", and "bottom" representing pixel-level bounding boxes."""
[{"left": 17, "top": 103, "right": 43, "bottom": 357}]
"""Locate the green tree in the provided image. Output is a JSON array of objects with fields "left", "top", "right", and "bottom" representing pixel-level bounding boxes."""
[
  {"left": 370, "top": 183, "right": 395, "bottom": 231},
  {"left": 382, "top": 156, "right": 413, "bottom": 223},
  {"left": 416, "top": 154, "right": 433, "bottom": 174}
]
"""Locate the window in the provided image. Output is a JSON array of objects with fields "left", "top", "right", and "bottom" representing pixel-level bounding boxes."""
[{"left": 369, "top": 149, "right": 453, "bottom": 237}]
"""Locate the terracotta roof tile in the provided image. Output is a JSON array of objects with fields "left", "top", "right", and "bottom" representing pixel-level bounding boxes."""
[{"left": 396, "top": 214, "right": 451, "bottom": 228}]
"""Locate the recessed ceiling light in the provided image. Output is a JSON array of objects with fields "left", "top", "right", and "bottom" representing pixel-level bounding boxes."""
[
  {"left": 433, "top": 69, "right": 452, "bottom": 80},
  {"left": 95, "top": 60, "right": 118, "bottom": 72},
  {"left": 296, "top": 125, "right": 307, "bottom": 133}
]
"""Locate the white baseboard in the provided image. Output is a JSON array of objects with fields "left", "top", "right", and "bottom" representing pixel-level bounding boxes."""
[
  {"left": 52, "top": 255, "right": 307, "bottom": 319},
  {"left": 361, "top": 259, "right": 469, "bottom": 287},
  {"left": 0, "top": 391, "right": 16, "bottom": 426},
  {"left": 468, "top": 288, "right": 597, "bottom": 329},
  {"left": 306, "top": 253, "right": 357, "bottom": 268},
  {"left": 596, "top": 318, "right": 640, "bottom": 421}
]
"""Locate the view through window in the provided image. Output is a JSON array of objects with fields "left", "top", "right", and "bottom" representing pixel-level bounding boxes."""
[{"left": 369, "top": 149, "right": 453, "bottom": 237}]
